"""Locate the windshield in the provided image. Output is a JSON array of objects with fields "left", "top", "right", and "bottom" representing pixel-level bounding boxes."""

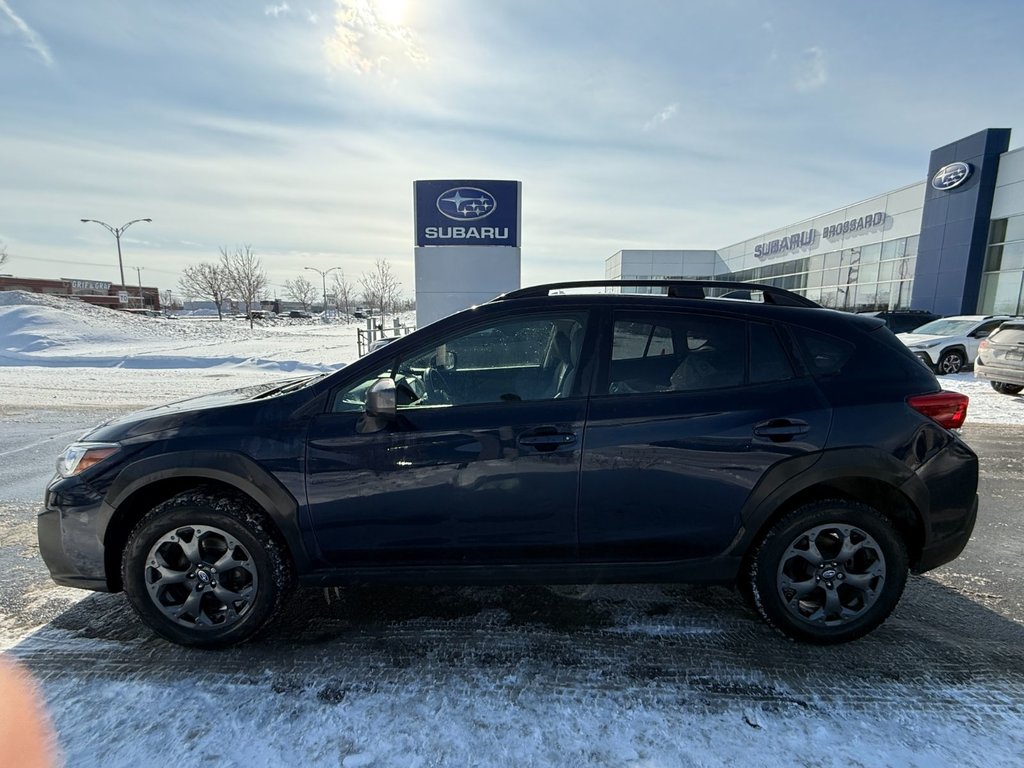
[{"left": 910, "top": 319, "right": 978, "bottom": 336}]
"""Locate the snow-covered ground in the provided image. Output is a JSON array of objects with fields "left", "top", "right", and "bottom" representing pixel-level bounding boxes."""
[{"left": 2, "top": 291, "right": 1024, "bottom": 767}]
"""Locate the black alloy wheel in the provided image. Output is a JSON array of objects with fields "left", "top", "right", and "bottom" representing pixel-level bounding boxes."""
[
  {"left": 122, "top": 489, "right": 293, "bottom": 648},
  {"left": 747, "top": 499, "right": 908, "bottom": 644}
]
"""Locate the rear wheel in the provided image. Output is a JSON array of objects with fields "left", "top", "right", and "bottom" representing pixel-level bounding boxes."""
[
  {"left": 936, "top": 349, "right": 966, "bottom": 375},
  {"left": 746, "top": 500, "right": 908, "bottom": 644},
  {"left": 122, "top": 489, "right": 293, "bottom": 648},
  {"left": 991, "top": 381, "right": 1024, "bottom": 395}
]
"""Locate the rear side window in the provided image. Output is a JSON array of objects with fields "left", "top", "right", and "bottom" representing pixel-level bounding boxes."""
[
  {"left": 791, "top": 328, "right": 855, "bottom": 376},
  {"left": 612, "top": 320, "right": 674, "bottom": 359},
  {"left": 605, "top": 313, "right": 746, "bottom": 394}
]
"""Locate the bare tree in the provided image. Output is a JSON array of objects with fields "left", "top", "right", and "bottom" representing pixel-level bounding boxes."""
[
  {"left": 359, "top": 258, "right": 402, "bottom": 322},
  {"left": 220, "top": 245, "right": 268, "bottom": 329},
  {"left": 179, "top": 263, "right": 229, "bottom": 320},
  {"left": 0, "top": 240, "right": 7, "bottom": 269},
  {"left": 283, "top": 275, "right": 319, "bottom": 312},
  {"left": 330, "top": 270, "right": 355, "bottom": 319}
]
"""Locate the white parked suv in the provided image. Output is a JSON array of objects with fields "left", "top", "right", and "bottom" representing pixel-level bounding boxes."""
[{"left": 897, "top": 315, "right": 1014, "bottom": 375}]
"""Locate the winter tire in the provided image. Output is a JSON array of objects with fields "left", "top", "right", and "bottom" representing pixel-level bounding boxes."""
[
  {"left": 122, "top": 489, "right": 293, "bottom": 648},
  {"left": 747, "top": 499, "right": 908, "bottom": 644},
  {"left": 991, "top": 381, "right": 1024, "bottom": 395}
]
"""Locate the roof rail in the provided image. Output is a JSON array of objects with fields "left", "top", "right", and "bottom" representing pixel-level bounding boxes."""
[{"left": 497, "top": 279, "right": 820, "bottom": 308}]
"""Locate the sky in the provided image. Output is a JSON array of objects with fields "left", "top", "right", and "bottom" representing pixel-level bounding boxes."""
[{"left": 2, "top": 0, "right": 1024, "bottom": 298}]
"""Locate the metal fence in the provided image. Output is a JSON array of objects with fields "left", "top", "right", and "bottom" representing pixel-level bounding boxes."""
[{"left": 355, "top": 317, "right": 416, "bottom": 357}]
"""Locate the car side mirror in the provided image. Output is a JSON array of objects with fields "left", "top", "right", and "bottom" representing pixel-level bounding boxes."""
[
  {"left": 444, "top": 351, "right": 457, "bottom": 370},
  {"left": 358, "top": 378, "right": 396, "bottom": 433},
  {"left": 972, "top": 330, "right": 990, "bottom": 339},
  {"left": 366, "top": 378, "right": 396, "bottom": 418}
]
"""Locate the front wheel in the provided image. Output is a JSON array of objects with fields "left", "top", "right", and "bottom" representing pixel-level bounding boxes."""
[
  {"left": 936, "top": 349, "right": 966, "bottom": 375},
  {"left": 991, "top": 381, "right": 1024, "bottom": 395},
  {"left": 746, "top": 500, "right": 908, "bottom": 644},
  {"left": 122, "top": 489, "right": 293, "bottom": 648}
]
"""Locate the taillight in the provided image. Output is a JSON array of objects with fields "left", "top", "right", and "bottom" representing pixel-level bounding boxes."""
[
  {"left": 979, "top": 339, "right": 990, "bottom": 353},
  {"left": 907, "top": 391, "right": 969, "bottom": 430}
]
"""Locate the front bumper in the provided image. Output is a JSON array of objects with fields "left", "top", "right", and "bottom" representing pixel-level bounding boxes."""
[
  {"left": 911, "top": 350, "right": 938, "bottom": 368},
  {"left": 38, "top": 475, "right": 113, "bottom": 592}
]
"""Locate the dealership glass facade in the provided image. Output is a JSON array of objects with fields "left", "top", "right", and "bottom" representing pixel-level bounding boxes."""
[
  {"left": 716, "top": 236, "right": 918, "bottom": 311},
  {"left": 619, "top": 235, "right": 920, "bottom": 311},
  {"left": 978, "top": 214, "right": 1024, "bottom": 315}
]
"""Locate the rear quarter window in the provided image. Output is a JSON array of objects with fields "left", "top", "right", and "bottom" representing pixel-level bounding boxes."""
[{"left": 791, "top": 328, "right": 855, "bottom": 376}]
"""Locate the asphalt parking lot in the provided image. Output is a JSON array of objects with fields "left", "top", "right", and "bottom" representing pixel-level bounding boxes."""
[{"left": 1, "top": 405, "right": 1023, "bottom": 764}]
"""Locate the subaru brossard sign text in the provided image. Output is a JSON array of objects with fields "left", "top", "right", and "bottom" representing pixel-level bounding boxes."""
[{"left": 415, "top": 180, "right": 521, "bottom": 247}]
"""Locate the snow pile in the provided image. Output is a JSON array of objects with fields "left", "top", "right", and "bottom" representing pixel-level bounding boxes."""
[{"left": 0, "top": 290, "right": 364, "bottom": 372}]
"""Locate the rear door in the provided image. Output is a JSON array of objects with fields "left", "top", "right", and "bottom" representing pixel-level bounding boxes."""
[{"left": 578, "top": 308, "right": 832, "bottom": 561}]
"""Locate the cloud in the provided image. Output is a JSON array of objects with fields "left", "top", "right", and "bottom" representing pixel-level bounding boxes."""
[
  {"left": 323, "top": 0, "right": 428, "bottom": 76},
  {"left": 642, "top": 102, "right": 679, "bottom": 132},
  {"left": 762, "top": 21, "right": 778, "bottom": 63},
  {"left": 307, "top": 10, "right": 319, "bottom": 24},
  {"left": 0, "top": 0, "right": 55, "bottom": 68},
  {"left": 794, "top": 46, "right": 827, "bottom": 91},
  {"left": 264, "top": 3, "right": 290, "bottom": 18}
]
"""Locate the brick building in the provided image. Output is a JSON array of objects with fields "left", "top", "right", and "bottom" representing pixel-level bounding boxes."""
[{"left": 0, "top": 275, "right": 161, "bottom": 310}]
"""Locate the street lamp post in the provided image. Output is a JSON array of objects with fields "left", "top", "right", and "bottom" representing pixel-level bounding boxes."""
[
  {"left": 304, "top": 266, "right": 340, "bottom": 318},
  {"left": 80, "top": 217, "right": 152, "bottom": 288}
]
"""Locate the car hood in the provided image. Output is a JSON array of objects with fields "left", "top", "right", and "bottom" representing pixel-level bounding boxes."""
[
  {"left": 897, "top": 333, "right": 953, "bottom": 346},
  {"left": 83, "top": 375, "right": 322, "bottom": 440}
]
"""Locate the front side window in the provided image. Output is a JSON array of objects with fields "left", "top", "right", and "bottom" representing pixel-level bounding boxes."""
[{"left": 332, "top": 312, "right": 588, "bottom": 411}]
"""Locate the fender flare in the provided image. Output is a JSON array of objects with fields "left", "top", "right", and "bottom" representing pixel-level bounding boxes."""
[
  {"left": 726, "top": 447, "right": 927, "bottom": 558},
  {"left": 101, "top": 450, "right": 314, "bottom": 573}
]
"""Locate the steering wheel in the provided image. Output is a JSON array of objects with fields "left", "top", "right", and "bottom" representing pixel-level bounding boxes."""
[{"left": 421, "top": 365, "right": 452, "bottom": 404}]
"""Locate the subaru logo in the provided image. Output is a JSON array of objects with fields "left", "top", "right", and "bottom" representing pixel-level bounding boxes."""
[
  {"left": 436, "top": 187, "right": 497, "bottom": 221},
  {"left": 931, "top": 161, "right": 972, "bottom": 191}
]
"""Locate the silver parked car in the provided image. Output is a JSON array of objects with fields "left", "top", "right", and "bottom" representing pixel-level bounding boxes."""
[{"left": 975, "top": 320, "right": 1024, "bottom": 394}]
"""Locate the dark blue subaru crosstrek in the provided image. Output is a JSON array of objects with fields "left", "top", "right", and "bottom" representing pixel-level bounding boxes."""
[{"left": 39, "top": 280, "right": 979, "bottom": 647}]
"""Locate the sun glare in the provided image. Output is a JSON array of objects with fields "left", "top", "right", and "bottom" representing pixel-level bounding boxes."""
[{"left": 374, "top": 0, "right": 408, "bottom": 26}]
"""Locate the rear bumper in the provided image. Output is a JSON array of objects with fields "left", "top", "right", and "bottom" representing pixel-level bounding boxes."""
[
  {"left": 914, "top": 493, "right": 977, "bottom": 573},
  {"left": 907, "top": 435, "right": 979, "bottom": 574},
  {"left": 974, "top": 359, "right": 1024, "bottom": 387}
]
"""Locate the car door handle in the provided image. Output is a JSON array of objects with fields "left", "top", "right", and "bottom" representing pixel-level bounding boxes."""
[
  {"left": 753, "top": 418, "right": 809, "bottom": 442},
  {"left": 519, "top": 431, "right": 577, "bottom": 452}
]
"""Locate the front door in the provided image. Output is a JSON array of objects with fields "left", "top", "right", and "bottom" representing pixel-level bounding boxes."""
[{"left": 306, "top": 309, "right": 593, "bottom": 566}]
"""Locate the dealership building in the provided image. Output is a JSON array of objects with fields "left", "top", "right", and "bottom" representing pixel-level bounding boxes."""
[{"left": 606, "top": 128, "right": 1024, "bottom": 317}]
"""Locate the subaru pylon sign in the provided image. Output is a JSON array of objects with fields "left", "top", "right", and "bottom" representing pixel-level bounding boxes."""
[{"left": 415, "top": 180, "right": 521, "bottom": 247}]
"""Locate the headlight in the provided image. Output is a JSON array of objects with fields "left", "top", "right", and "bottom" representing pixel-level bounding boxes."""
[
  {"left": 57, "top": 442, "right": 120, "bottom": 477},
  {"left": 910, "top": 340, "right": 942, "bottom": 349}
]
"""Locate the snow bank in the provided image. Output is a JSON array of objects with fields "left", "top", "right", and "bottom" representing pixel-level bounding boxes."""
[{"left": 0, "top": 290, "right": 363, "bottom": 372}]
